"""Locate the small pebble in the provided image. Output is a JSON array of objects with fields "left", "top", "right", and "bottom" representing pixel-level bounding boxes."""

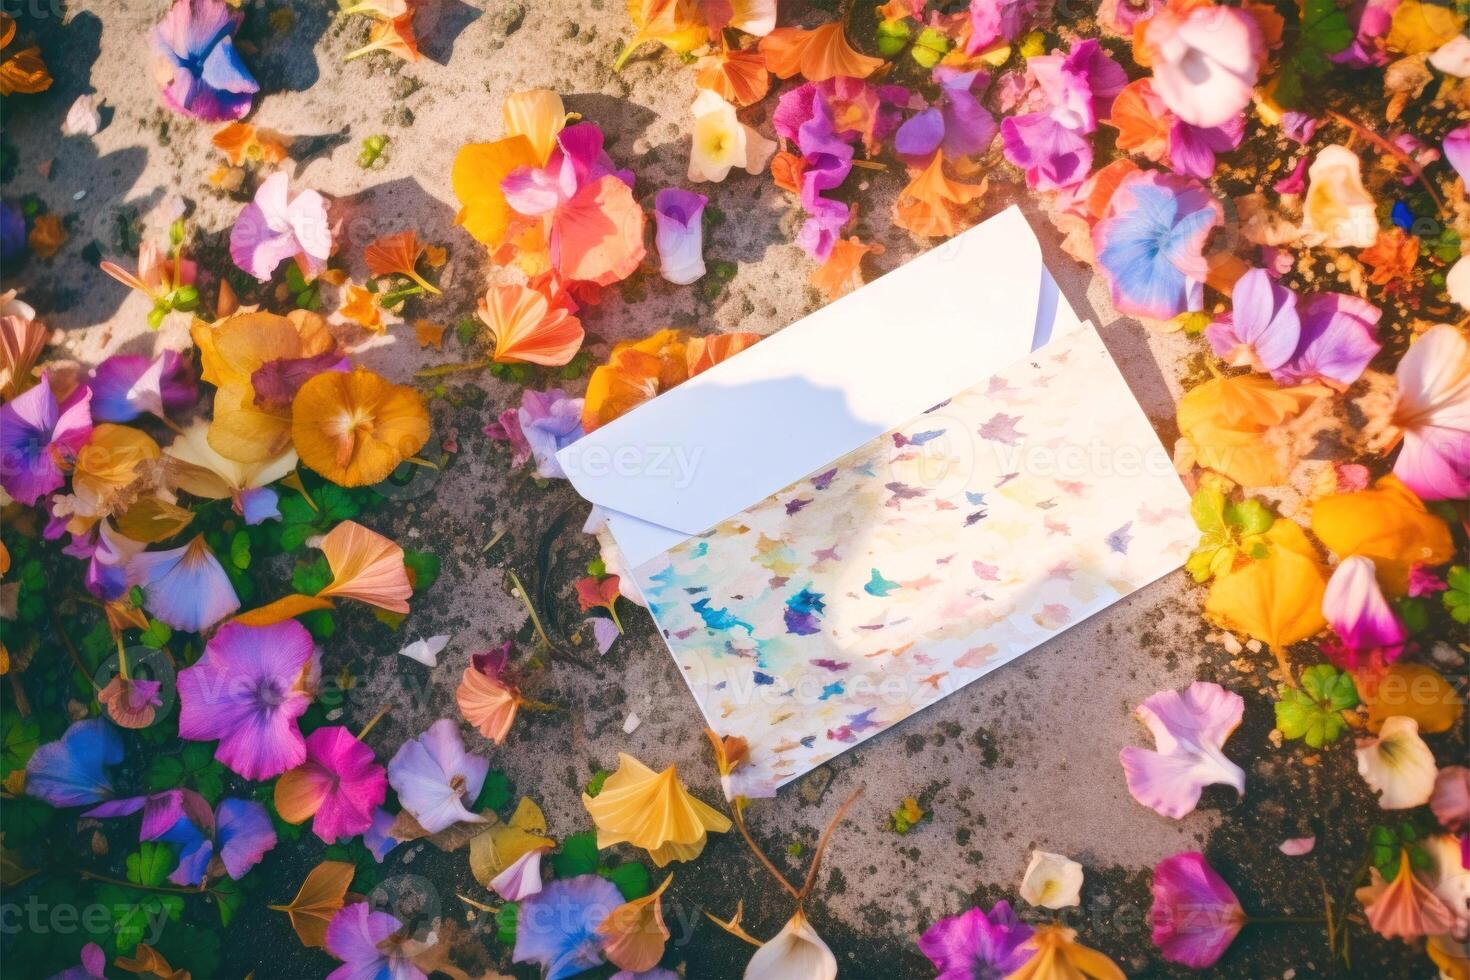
[{"left": 623, "top": 712, "right": 640, "bottom": 734}]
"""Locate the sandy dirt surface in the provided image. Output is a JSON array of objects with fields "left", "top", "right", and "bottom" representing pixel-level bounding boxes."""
[{"left": 2, "top": 1, "right": 1448, "bottom": 977}]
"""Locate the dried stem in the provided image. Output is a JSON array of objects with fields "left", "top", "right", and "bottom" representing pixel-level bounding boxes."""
[
  {"left": 798, "top": 785, "right": 865, "bottom": 902},
  {"left": 357, "top": 704, "right": 391, "bottom": 740},
  {"left": 731, "top": 806, "right": 802, "bottom": 901},
  {"left": 80, "top": 870, "right": 207, "bottom": 896}
]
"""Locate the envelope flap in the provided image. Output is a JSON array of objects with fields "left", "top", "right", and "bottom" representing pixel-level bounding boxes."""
[{"left": 558, "top": 206, "right": 1054, "bottom": 538}]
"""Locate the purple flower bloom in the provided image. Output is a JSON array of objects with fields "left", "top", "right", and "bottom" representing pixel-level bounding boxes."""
[
  {"left": 1092, "top": 170, "right": 1222, "bottom": 320},
  {"left": 47, "top": 943, "right": 106, "bottom": 980},
  {"left": 519, "top": 388, "right": 584, "bottom": 480},
  {"left": 151, "top": 0, "right": 258, "bottom": 121},
  {"left": 966, "top": 0, "right": 1043, "bottom": 54},
  {"left": 1150, "top": 852, "right": 1244, "bottom": 968},
  {"left": 1167, "top": 114, "right": 1244, "bottom": 180},
  {"left": 1028, "top": 39, "right": 1126, "bottom": 135},
  {"left": 25, "top": 718, "right": 124, "bottom": 808},
  {"left": 1332, "top": 0, "right": 1401, "bottom": 68},
  {"left": 1001, "top": 112, "right": 1093, "bottom": 191},
  {"left": 73, "top": 520, "right": 146, "bottom": 601},
  {"left": 326, "top": 902, "right": 426, "bottom": 980},
  {"left": 653, "top": 188, "right": 708, "bottom": 286},
  {"left": 387, "top": 719, "right": 489, "bottom": 833},
  {"left": 1272, "top": 293, "right": 1381, "bottom": 389},
  {"left": 0, "top": 201, "right": 25, "bottom": 262},
  {"left": 1205, "top": 268, "right": 1301, "bottom": 372},
  {"left": 0, "top": 374, "right": 93, "bottom": 505},
  {"left": 88, "top": 351, "right": 197, "bottom": 423},
  {"left": 513, "top": 874, "right": 624, "bottom": 980},
  {"left": 918, "top": 901, "right": 1034, "bottom": 979},
  {"left": 177, "top": 620, "right": 316, "bottom": 779},
  {"left": 895, "top": 68, "right": 997, "bottom": 167},
  {"left": 229, "top": 171, "right": 331, "bottom": 282},
  {"left": 1444, "top": 123, "right": 1470, "bottom": 185},
  {"left": 126, "top": 534, "right": 240, "bottom": 632}
]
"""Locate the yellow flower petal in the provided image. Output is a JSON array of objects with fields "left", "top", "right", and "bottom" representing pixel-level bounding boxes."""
[
  {"left": 1204, "top": 520, "right": 1329, "bottom": 661},
  {"left": 451, "top": 135, "right": 539, "bottom": 247},
  {"left": 290, "top": 367, "right": 429, "bottom": 487},
  {"left": 581, "top": 753, "right": 731, "bottom": 866},
  {"left": 502, "top": 89, "right": 566, "bottom": 165},
  {"left": 1310, "top": 475, "right": 1453, "bottom": 596}
]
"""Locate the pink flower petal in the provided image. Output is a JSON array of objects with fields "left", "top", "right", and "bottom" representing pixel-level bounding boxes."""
[
  {"left": 1322, "top": 556, "right": 1406, "bottom": 669},
  {"left": 1150, "top": 852, "right": 1245, "bottom": 968},
  {"left": 1120, "top": 681, "right": 1245, "bottom": 819},
  {"left": 1279, "top": 836, "right": 1317, "bottom": 856}
]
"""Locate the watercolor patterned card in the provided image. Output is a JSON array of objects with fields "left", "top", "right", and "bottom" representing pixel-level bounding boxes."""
[{"left": 631, "top": 323, "right": 1196, "bottom": 794}]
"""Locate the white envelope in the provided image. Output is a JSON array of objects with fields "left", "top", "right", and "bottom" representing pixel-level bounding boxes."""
[
  {"left": 558, "top": 206, "right": 1082, "bottom": 568},
  {"left": 556, "top": 206, "right": 1194, "bottom": 793}
]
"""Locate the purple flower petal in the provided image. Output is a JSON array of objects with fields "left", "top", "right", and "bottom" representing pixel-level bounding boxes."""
[
  {"left": 0, "top": 375, "right": 93, "bottom": 505},
  {"left": 1167, "top": 115, "right": 1244, "bottom": 180},
  {"left": 1000, "top": 112, "right": 1093, "bottom": 191},
  {"left": 1272, "top": 292, "right": 1381, "bottom": 389},
  {"left": 518, "top": 387, "right": 584, "bottom": 480},
  {"left": 90, "top": 351, "right": 198, "bottom": 423},
  {"left": 152, "top": 0, "right": 258, "bottom": 121},
  {"left": 237, "top": 485, "right": 281, "bottom": 525},
  {"left": 387, "top": 719, "right": 489, "bottom": 833},
  {"left": 176, "top": 620, "right": 314, "bottom": 779},
  {"left": 1120, "top": 681, "right": 1245, "bottom": 819},
  {"left": 229, "top": 172, "right": 331, "bottom": 282},
  {"left": 126, "top": 535, "right": 240, "bottom": 632},
  {"left": 1028, "top": 39, "right": 1126, "bottom": 135},
  {"left": 25, "top": 718, "right": 124, "bottom": 808},
  {"left": 1443, "top": 123, "right": 1470, "bottom": 185},
  {"left": 325, "top": 902, "right": 425, "bottom": 980},
  {"left": 513, "top": 874, "right": 624, "bottom": 980},
  {"left": 653, "top": 187, "right": 708, "bottom": 286},
  {"left": 918, "top": 901, "right": 1034, "bottom": 979},
  {"left": 1150, "top": 852, "right": 1244, "bottom": 968},
  {"left": 1205, "top": 268, "right": 1301, "bottom": 372},
  {"left": 363, "top": 807, "right": 399, "bottom": 863},
  {"left": 215, "top": 797, "right": 277, "bottom": 879}
]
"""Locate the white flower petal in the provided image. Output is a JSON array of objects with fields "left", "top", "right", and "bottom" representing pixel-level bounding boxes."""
[
  {"left": 398, "top": 634, "right": 450, "bottom": 668},
  {"left": 1019, "top": 850, "right": 1084, "bottom": 909},
  {"left": 744, "top": 910, "right": 837, "bottom": 980},
  {"left": 1356, "top": 716, "right": 1439, "bottom": 810}
]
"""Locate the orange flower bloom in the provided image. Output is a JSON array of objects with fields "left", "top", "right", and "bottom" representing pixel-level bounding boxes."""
[
  {"left": 1355, "top": 851, "right": 1457, "bottom": 940},
  {"left": 770, "top": 150, "right": 806, "bottom": 194},
  {"left": 1106, "top": 79, "right": 1171, "bottom": 163},
  {"left": 894, "top": 152, "right": 987, "bottom": 239},
  {"left": 811, "top": 237, "right": 882, "bottom": 300},
  {"left": 337, "top": 284, "right": 385, "bottom": 333},
  {"left": 211, "top": 122, "right": 288, "bottom": 166},
  {"left": 582, "top": 328, "right": 691, "bottom": 432},
  {"left": 616, "top": 0, "right": 709, "bottom": 70},
  {"left": 1359, "top": 228, "right": 1420, "bottom": 286},
  {"left": 695, "top": 47, "right": 770, "bottom": 106},
  {"left": 345, "top": 13, "right": 419, "bottom": 62},
  {"left": 27, "top": 214, "right": 65, "bottom": 259},
  {"left": 456, "top": 667, "right": 522, "bottom": 744},
  {"left": 317, "top": 519, "right": 412, "bottom": 613},
  {"left": 364, "top": 231, "right": 441, "bottom": 294},
  {"left": 759, "top": 22, "right": 884, "bottom": 81},
  {"left": 0, "top": 291, "right": 49, "bottom": 399},
  {"left": 1175, "top": 373, "right": 1329, "bottom": 487},
  {"left": 291, "top": 366, "right": 429, "bottom": 487},
  {"left": 452, "top": 136, "right": 540, "bottom": 248},
  {"left": 477, "top": 282, "right": 585, "bottom": 366}
]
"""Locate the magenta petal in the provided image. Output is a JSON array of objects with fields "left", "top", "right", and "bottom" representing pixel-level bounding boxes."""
[
  {"left": 1205, "top": 268, "right": 1300, "bottom": 371},
  {"left": 1150, "top": 852, "right": 1244, "bottom": 968},
  {"left": 1323, "top": 556, "right": 1407, "bottom": 666},
  {"left": 1272, "top": 292, "right": 1381, "bottom": 389},
  {"left": 918, "top": 901, "right": 1033, "bottom": 979},
  {"left": 176, "top": 620, "right": 313, "bottom": 780},
  {"left": 502, "top": 164, "right": 564, "bottom": 218},
  {"left": 215, "top": 797, "right": 277, "bottom": 878},
  {"left": 301, "top": 726, "right": 388, "bottom": 844},
  {"left": 1000, "top": 112, "right": 1093, "bottom": 191},
  {"left": 0, "top": 375, "right": 93, "bottom": 505},
  {"left": 1120, "top": 681, "right": 1245, "bottom": 819},
  {"left": 1445, "top": 123, "right": 1470, "bottom": 184}
]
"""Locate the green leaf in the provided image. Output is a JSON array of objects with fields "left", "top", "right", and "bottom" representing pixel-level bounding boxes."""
[
  {"left": 584, "top": 769, "right": 609, "bottom": 798},
  {"left": 144, "top": 743, "right": 226, "bottom": 803},
  {"left": 1275, "top": 664, "right": 1359, "bottom": 748},
  {"left": 293, "top": 555, "right": 333, "bottom": 596},
  {"left": 140, "top": 619, "right": 172, "bottom": 650},
  {"left": 495, "top": 902, "right": 518, "bottom": 945},
  {"left": 314, "top": 485, "right": 360, "bottom": 524},
  {"left": 1395, "top": 596, "right": 1428, "bottom": 634},
  {"left": 551, "top": 832, "right": 599, "bottom": 879},
  {"left": 1185, "top": 481, "right": 1274, "bottom": 582},
  {"left": 103, "top": 889, "right": 183, "bottom": 955},
  {"left": 301, "top": 608, "right": 337, "bottom": 640},
  {"left": 1275, "top": 0, "right": 1353, "bottom": 108},
  {"left": 472, "top": 770, "right": 511, "bottom": 813},
  {"left": 601, "top": 860, "right": 650, "bottom": 900},
  {"left": 1, "top": 713, "right": 40, "bottom": 775},
  {"left": 403, "top": 550, "right": 440, "bottom": 593},
  {"left": 126, "top": 842, "right": 175, "bottom": 888},
  {"left": 1444, "top": 566, "right": 1470, "bottom": 625},
  {"left": 229, "top": 530, "right": 251, "bottom": 570},
  {"left": 213, "top": 877, "right": 246, "bottom": 927},
  {"left": 278, "top": 493, "right": 317, "bottom": 527}
]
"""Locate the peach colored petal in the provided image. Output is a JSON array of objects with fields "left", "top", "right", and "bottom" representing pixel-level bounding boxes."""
[
  {"left": 477, "top": 283, "right": 585, "bottom": 366},
  {"left": 318, "top": 520, "right": 412, "bottom": 613},
  {"left": 455, "top": 668, "right": 521, "bottom": 744},
  {"left": 553, "top": 174, "right": 647, "bottom": 286}
]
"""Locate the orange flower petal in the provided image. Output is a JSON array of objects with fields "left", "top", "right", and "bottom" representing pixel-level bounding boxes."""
[
  {"left": 1106, "top": 79, "right": 1171, "bottom": 162},
  {"left": 810, "top": 237, "right": 882, "bottom": 301},
  {"left": 451, "top": 135, "right": 539, "bottom": 247},
  {"left": 758, "top": 22, "right": 884, "bottom": 82},
  {"left": 274, "top": 765, "right": 327, "bottom": 825},
  {"left": 695, "top": 47, "right": 770, "bottom": 106},
  {"left": 27, "top": 213, "right": 65, "bottom": 259},
  {"left": 686, "top": 331, "right": 761, "bottom": 376},
  {"left": 290, "top": 367, "right": 430, "bottom": 487},
  {"left": 553, "top": 174, "right": 647, "bottom": 287},
  {"left": 317, "top": 519, "right": 413, "bottom": 613},
  {"left": 893, "top": 151, "right": 987, "bottom": 239},
  {"left": 414, "top": 319, "right": 446, "bottom": 349},
  {"left": 770, "top": 150, "right": 806, "bottom": 195},
  {"left": 477, "top": 282, "right": 585, "bottom": 366},
  {"left": 1310, "top": 475, "right": 1454, "bottom": 595},
  {"left": 456, "top": 668, "right": 521, "bottom": 744},
  {"left": 233, "top": 594, "right": 335, "bottom": 627},
  {"left": 338, "top": 284, "right": 384, "bottom": 333},
  {"left": 582, "top": 329, "right": 691, "bottom": 432}
]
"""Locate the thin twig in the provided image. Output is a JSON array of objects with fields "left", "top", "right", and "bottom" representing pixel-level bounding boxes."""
[
  {"left": 731, "top": 807, "right": 802, "bottom": 901},
  {"left": 415, "top": 358, "right": 490, "bottom": 379},
  {"left": 80, "top": 870, "right": 208, "bottom": 896},
  {"left": 798, "top": 785, "right": 865, "bottom": 901},
  {"left": 357, "top": 704, "right": 391, "bottom": 740},
  {"left": 56, "top": 623, "right": 101, "bottom": 692}
]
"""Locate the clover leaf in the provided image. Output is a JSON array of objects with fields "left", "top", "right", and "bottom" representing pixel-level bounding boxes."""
[
  {"left": 1275, "top": 664, "right": 1359, "bottom": 748},
  {"left": 1444, "top": 566, "right": 1470, "bottom": 625},
  {"left": 1185, "top": 480, "right": 1274, "bottom": 582}
]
